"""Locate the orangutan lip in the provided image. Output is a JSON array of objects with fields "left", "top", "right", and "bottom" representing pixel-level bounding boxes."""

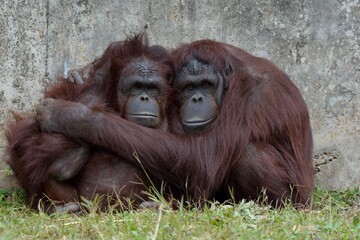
[
  {"left": 129, "top": 114, "right": 157, "bottom": 119},
  {"left": 183, "top": 118, "right": 214, "bottom": 126}
]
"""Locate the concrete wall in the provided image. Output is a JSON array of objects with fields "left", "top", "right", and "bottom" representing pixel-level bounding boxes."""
[{"left": 1, "top": 0, "right": 359, "bottom": 190}]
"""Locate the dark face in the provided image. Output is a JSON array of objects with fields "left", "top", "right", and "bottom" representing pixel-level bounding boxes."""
[
  {"left": 174, "top": 59, "right": 225, "bottom": 133},
  {"left": 118, "top": 58, "right": 167, "bottom": 128}
]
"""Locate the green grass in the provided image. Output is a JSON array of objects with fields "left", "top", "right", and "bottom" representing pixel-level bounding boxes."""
[{"left": 0, "top": 188, "right": 359, "bottom": 239}]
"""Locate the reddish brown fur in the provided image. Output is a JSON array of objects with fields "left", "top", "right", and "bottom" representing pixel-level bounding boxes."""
[
  {"left": 37, "top": 39, "right": 314, "bottom": 207},
  {"left": 6, "top": 34, "right": 174, "bottom": 210},
  {"left": 170, "top": 41, "right": 314, "bottom": 206}
]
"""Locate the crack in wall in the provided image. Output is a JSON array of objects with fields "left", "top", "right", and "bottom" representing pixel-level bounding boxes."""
[
  {"left": 44, "top": 0, "right": 49, "bottom": 78},
  {"left": 314, "top": 148, "right": 341, "bottom": 173}
]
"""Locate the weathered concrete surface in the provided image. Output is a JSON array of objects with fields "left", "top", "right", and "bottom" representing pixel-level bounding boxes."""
[
  {"left": 0, "top": 0, "right": 48, "bottom": 188},
  {"left": 1, "top": 0, "right": 359, "bottom": 190}
]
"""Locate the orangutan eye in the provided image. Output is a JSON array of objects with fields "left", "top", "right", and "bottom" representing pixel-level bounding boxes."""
[
  {"left": 148, "top": 84, "right": 157, "bottom": 90},
  {"left": 202, "top": 81, "right": 214, "bottom": 89},
  {"left": 186, "top": 84, "right": 196, "bottom": 90},
  {"left": 133, "top": 82, "right": 143, "bottom": 90}
]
